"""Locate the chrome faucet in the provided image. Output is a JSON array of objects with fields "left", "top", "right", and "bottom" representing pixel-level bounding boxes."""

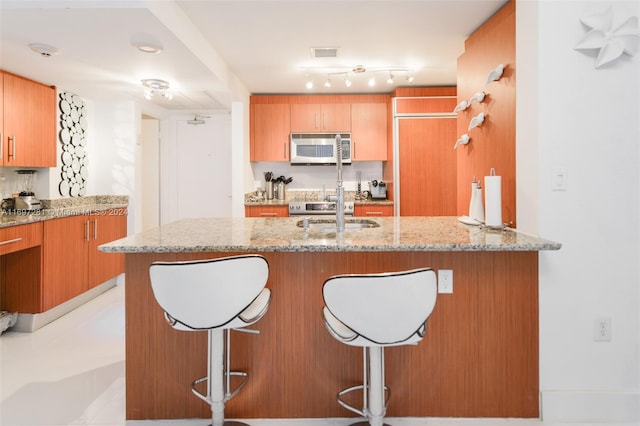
[{"left": 334, "top": 134, "right": 345, "bottom": 232}]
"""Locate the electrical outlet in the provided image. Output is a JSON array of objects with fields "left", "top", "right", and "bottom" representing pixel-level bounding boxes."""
[
  {"left": 438, "top": 269, "right": 453, "bottom": 294},
  {"left": 594, "top": 317, "right": 612, "bottom": 342}
]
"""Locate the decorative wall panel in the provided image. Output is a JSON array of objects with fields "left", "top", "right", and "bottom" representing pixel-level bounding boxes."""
[{"left": 58, "top": 92, "right": 87, "bottom": 197}]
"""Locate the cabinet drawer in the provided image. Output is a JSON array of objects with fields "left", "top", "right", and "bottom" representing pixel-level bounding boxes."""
[
  {"left": 0, "top": 222, "right": 43, "bottom": 256},
  {"left": 245, "top": 205, "right": 289, "bottom": 217},
  {"left": 354, "top": 205, "right": 394, "bottom": 217}
]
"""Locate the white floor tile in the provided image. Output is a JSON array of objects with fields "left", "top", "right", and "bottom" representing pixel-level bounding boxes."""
[{"left": 0, "top": 282, "right": 630, "bottom": 426}]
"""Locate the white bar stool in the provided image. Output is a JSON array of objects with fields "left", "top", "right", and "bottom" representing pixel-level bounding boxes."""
[
  {"left": 322, "top": 268, "right": 437, "bottom": 426},
  {"left": 149, "top": 255, "right": 271, "bottom": 426}
]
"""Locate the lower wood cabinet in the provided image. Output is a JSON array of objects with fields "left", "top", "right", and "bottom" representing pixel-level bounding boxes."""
[
  {"left": 245, "top": 205, "right": 289, "bottom": 217},
  {"left": 42, "top": 210, "right": 126, "bottom": 311},
  {"left": 354, "top": 204, "right": 394, "bottom": 217},
  {"left": 0, "top": 222, "right": 43, "bottom": 313}
]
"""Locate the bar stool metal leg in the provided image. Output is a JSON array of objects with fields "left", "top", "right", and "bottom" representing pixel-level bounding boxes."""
[{"left": 191, "top": 329, "right": 251, "bottom": 426}]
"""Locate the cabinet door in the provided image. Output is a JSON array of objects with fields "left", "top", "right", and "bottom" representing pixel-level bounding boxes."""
[
  {"left": 245, "top": 205, "right": 289, "bottom": 217},
  {"left": 251, "top": 104, "right": 290, "bottom": 161},
  {"left": 351, "top": 103, "right": 387, "bottom": 161},
  {"left": 321, "top": 104, "right": 351, "bottom": 132},
  {"left": 398, "top": 117, "right": 457, "bottom": 216},
  {"left": 88, "top": 210, "right": 127, "bottom": 288},
  {"left": 3, "top": 73, "right": 56, "bottom": 167},
  {"left": 354, "top": 204, "right": 394, "bottom": 217},
  {"left": 290, "top": 104, "right": 351, "bottom": 132},
  {"left": 42, "top": 215, "right": 89, "bottom": 311},
  {"left": 290, "top": 104, "right": 320, "bottom": 132}
]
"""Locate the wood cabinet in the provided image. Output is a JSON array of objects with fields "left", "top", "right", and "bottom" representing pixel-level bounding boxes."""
[
  {"left": 88, "top": 210, "right": 127, "bottom": 288},
  {"left": 1, "top": 71, "right": 57, "bottom": 167},
  {"left": 354, "top": 204, "right": 394, "bottom": 217},
  {"left": 42, "top": 210, "right": 126, "bottom": 311},
  {"left": 351, "top": 103, "right": 387, "bottom": 161},
  {"left": 245, "top": 205, "right": 288, "bottom": 217},
  {"left": 398, "top": 116, "right": 457, "bottom": 216},
  {"left": 250, "top": 103, "right": 290, "bottom": 161},
  {"left": 0, "top": 222, "right": 43, "bottom": 314},
  {"left": 290, "top": 103, "right": 350, "bottom": 132}
]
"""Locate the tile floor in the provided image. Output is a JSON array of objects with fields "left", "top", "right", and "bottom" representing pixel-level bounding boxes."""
[{"left": 0, "top": 282, "right": 629, "bottom": 426}]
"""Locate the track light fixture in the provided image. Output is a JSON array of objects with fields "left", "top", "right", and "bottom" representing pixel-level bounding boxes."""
[
  {"left": 141, "top": 79, "right": 173, "bottom": 100},
  {"left": 302, "top": 65, "right": 415, "bottom": 90}
]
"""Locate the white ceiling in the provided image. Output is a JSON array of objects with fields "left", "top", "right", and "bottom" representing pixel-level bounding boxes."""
[{"left": 0, "top": 0, "right": 508, "bottom": 112}]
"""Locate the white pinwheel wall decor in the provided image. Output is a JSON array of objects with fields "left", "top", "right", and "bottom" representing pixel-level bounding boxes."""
[{"left": 574, "top": 8, "right": 639, "bottom": 68}]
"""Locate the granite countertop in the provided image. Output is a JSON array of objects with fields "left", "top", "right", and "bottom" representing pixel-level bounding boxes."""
[
  {"left": 0, "top": 195, "right": 128, "bottom": 229},
  {"left": 244, "top": 189, "right": 394, "bottom": 206},
  {"left": 99, "top": 216, "right": 561, "bottom": 253}
]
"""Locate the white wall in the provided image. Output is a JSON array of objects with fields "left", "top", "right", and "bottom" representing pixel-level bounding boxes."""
[
  {"left": 250, "top": 162, "right": 383, "bottom": 194},
  {"left": 517, "top": 0, "right": 639, "bottom": 422},
  {"left": 87, "top": 100, "right": 137, "bottom": 234}
]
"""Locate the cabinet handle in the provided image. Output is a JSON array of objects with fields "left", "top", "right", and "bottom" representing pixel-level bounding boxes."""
[
  {"left": 260, "top": 212, "right": 278, "bottom": 216},
  {"left": 365, "top": 211, "right": 384, "bottom": 216},
  {"left": 283, "top": 142, "right": 287, "bottom": 159},
  {"left": 0, "top": 133, "right": 3, "bottom": 161},
  {"left": 8, "top": 136, "right": 16, "bottom": 159},
  {"left": 85, "top": 220, "right": 90, "bottom": 241},
  {"left": 93, "top": 219, "right": 98, "bottom": 240},
  {"left": 0, "top": 237, "right": 22, "bottom": 246},
  {"left": 314, "top": 112, "right": 319, "bottom": 130}
]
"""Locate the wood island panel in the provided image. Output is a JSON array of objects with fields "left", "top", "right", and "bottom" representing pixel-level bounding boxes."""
[{"left": 124, "top": 250, "right": 538, "bottom": 420}]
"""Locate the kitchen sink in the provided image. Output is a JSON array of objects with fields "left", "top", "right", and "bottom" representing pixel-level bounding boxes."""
[{"left": 296, "top": 218, "right": 380, "bottom": 231}]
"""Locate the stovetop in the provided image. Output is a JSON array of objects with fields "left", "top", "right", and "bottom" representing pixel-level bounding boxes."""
[{"left": 288, "top": 201, "right": 354, "bottom": 215}]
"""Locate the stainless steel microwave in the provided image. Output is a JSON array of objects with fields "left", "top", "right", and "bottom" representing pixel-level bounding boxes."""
[{"left": 290, "top": 133, "right": 351, "bottom": 165}]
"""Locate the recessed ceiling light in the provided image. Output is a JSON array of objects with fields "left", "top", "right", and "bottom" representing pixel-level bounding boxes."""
[
  {"left": 134, "top": 43, "right": 163, "bottom": 54},
  {"left": 29, "top": 43, "right": 60, "bottom": 57}
]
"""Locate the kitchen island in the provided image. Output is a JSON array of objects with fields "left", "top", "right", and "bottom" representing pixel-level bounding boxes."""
[{"left": 100, "top": 216, "right": 560, "bottom": 421}]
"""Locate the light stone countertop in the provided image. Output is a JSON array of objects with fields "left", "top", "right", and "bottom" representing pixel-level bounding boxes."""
[
  {"left": 99, "top": 216, "right": 561, "bottom": 253},
  {"left": 0, "top": 195, "right": 128, "bottom": 229}
]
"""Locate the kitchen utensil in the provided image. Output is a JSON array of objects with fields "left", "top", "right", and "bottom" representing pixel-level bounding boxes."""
[
  {"left": 276, "top": 181, "right": 285, "bottom": 200},
  {"left": 264, "top": 171, "right": 273, "bottom": 182},
  {"left": 266, "top": 181, "right": 274, "bottom": 199}
]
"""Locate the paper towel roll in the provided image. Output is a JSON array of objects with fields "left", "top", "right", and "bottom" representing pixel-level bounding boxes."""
[{"left": 484, "top": 173, "right": 502, "bottom": 227}]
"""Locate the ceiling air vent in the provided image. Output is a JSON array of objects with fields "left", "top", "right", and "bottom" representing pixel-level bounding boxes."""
[{"left": 311, "top": 47, "right": 338, "bottom": 58}]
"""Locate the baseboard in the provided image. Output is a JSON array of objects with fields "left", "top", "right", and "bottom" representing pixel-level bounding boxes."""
[
  {"left": 12, "top": 278, "right": 119, "bottom": 332},
  {"left": 541, "top": 390, "right": 640, "bottom": 423}
]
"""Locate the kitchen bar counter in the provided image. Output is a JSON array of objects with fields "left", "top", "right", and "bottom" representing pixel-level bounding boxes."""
[
  {"left": 101, "top": 216, "right": 560, "bottom": 421},
  {"left": 100, "top": 216, "right": 560, "bottom": 253}
]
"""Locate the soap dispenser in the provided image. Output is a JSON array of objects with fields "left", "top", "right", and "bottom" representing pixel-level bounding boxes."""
[{"left": 468, "top": 177, "right": 478, "bottom": 218}]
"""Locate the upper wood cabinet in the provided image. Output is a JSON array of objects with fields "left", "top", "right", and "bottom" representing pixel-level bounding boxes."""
[
  {"left": 2, "top": 71, "right": 57, "bottom": 167},
  {"left": 290, "top": 103, "right": 350, "bottom": 132},
  {"left": 250, "top": 103, "right": 291, "bottom": 162},
  {"left": 350, "top": 103, "right": 387, "bottom": 161}
]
